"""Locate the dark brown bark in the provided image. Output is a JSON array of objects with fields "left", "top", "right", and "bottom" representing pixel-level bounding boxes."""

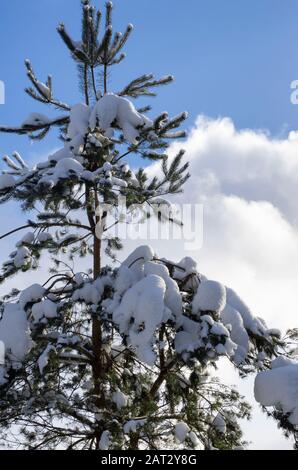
[
  {"left": 92, "top": 233, "right": 104, "bottom": 405},
  {"left": 91, "top": 190, "right": 104, "bottom": 406},
  {"left": 85, "top": 182, "right": 105, "bottom": 450},
  {"left": 149, "top": 358, "right": 177, "bottom": 398}
]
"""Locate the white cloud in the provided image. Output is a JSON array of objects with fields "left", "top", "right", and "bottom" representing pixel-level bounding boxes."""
[
  {"left": 171, "top": 116, "right": 298, "bottom": 224},
  {"left": 157, "top": 116, "right": 298, "bottom": 448},
  {"left": 154, "top": 116, "right": 298, "bottom": 329}
]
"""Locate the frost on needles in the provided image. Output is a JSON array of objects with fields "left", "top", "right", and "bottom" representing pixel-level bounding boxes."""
[{"left": 0, "top": 0, "right": 297, "bottom": 450}]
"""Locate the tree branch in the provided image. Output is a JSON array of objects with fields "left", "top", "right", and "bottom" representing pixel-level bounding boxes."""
[
  {"left": 0, "top": 116, "right": 69, "bottom": 135},
  {"left": 0, "top": 222, "right": 93, "bottom": 242}
]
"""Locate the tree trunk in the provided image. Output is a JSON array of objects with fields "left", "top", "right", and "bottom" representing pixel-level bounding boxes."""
[
  {"left": 92, "top": 232, "right": 103, "bottom": 403},
  {"left": 87, "top": 186, "right": 105, "bottom": 446}
]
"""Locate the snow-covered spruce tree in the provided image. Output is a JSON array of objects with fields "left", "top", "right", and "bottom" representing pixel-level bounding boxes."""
[{"left": 0, "top": 0, "right": 297, "bottom": 450}]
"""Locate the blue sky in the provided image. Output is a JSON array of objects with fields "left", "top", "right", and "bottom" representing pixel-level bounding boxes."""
[{"left": 1, "top": 0, "right": 298, "bottom": 161}]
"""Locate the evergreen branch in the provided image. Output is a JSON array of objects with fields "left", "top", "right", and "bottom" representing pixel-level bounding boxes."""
[
  {"left": 24, "top": 60, "right": 70, "bottom": 110},
  {"left": 119, "top": 75, "right": 173, "bottom": 98},
  {"left": 94, "top": 9, "right": 102, "bottom": 38},
  {"left": 25, "top": 87, "right": 70, "bottom": 112},
  {"left": 106, "top": 23, "right": 133, "bottom": 62},
  {"left": 137, "top": 105, "right": 152, "bottom": 114},
  {"left": 148, "top": 357, "right": 177, "bottom": 397},
  {"left": 0, "top": 222, "right": 93, "bottom": 242},
  {"left": 95, "top": 25, "right": 113, "bottom": 64},
  {"left": 57, "top": 23, "right": 77, "bottom": 53},
  {"left": 159, "top": 112, "right": 188, "bottom": 135},
  {"left": 105, "top": 1, "right": 113, "bottom": 28},
  {"left": 57, "top": 24, "right": 89, "bottom": 62},
  {"left": 119, "top": 74, "right": 154, "bottom": 96},
  {"left": 107, "top": 31, "right": 122, "bottom": 62},
  {"left": 154, "top": 112, "right": 169, "bottom": 131},
  {"left": 109, "top": 53, "right": 126, "bottom": 65},
  {"left": 12, "top": 152, "right": 28, "bottom": 170},
  {"left": 162, "top": 130, "right": 187, "bottom": 139},
  {"left": 0, "top": 116, "right": 69, "bottom": 135}
]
